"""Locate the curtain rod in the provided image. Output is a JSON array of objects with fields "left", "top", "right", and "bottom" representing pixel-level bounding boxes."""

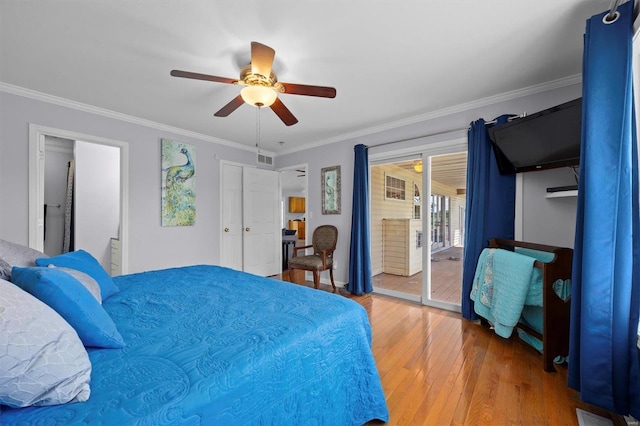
[
  {"left": 484, "top": 114, "right": 525, "bottom": 126},
  {"left": 606, "top": 0, "right": 622, "bottom": 22},
  {"left": 368, "top": 114, "right": 525, "bottom": 149},
  {"left": 368, "top": 127, "right": 468, "bottom": 149}
]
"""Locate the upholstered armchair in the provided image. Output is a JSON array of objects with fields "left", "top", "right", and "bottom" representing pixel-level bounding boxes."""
[{"left": 287, "top": 225, "right": 338, "bottom": 291}]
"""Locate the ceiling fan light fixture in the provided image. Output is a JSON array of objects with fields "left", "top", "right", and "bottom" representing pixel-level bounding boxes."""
[
  {"left": 172, "top": 42, "right": 335, "bottom": 125},
  {"left": 241, "top": 85, "right": 277, "bottom": 107}
]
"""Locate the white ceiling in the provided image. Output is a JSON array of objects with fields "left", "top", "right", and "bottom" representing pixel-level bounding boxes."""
[{"left": 0, "top": 0, "right": 608, "bottom": 155}]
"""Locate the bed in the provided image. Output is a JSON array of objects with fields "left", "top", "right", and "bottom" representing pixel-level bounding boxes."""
[{"left": 0, "top": 245, "right": 389, "bottom": 425}]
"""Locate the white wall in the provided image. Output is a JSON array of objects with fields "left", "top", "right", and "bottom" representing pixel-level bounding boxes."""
[
  {"left": 517, "top": 167, "right": 578, "bottom": 248},
  {"left": 0, "top": 90, "right": 257, "bottom": 273},
  {"left": 74, "top": 141, "right": 120, "bottom": 270}
]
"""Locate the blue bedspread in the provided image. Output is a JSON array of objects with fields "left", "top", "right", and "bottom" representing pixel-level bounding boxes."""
[{"left": 1, "top": 265, "right": 388, "bottom": 425}]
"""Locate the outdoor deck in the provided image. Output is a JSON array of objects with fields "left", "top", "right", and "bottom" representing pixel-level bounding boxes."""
[{"left": 373, "top": 246, "right": 463, "bottom": 305}]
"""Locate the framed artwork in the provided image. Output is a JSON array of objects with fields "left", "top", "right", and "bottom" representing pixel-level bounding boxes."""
[
  {"left": 161, "top": 139, "right": 196, "bottom": 226},
  {"left": 321, "top": 165, "right": 341, "bottom": 215}
]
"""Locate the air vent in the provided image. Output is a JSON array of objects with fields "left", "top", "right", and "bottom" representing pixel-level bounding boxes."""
[{"left": 257, "top": 153, "right": 273, "bottom": 166}]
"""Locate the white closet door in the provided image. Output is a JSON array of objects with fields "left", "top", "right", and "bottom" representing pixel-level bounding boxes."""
[
  {"left": 220, "top": 163, "right": 281, "bottom": 276},
  {"left": 242, "top": 167, "right": 281, "bottom": 276},
  {"left": 220, "top": 163, "right": 244, "bottom": 270}
]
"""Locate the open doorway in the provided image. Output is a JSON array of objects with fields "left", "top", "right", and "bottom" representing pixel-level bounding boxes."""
[
  {"left": 370, "top": 155, "right": 424, "bottom": 301},
  {"left": 29, "top": 124, "right": 129, "bottom": 275},
  {"left": 278, "top": 164, "right": 308, "bottom": 274},
  {"left": 428, "top": 151, "right": 467, "bottom": 305},
  {"left": 42, "top": 136, "right": 74, "bottom": 257}
]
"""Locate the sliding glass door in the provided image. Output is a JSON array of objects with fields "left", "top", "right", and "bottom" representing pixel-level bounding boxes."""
[
  {"left": 369, "top": 143, "right": 467, "bottom": 312},
  {"left": 369, "top": 155, "right": 424, "bottom": 300}
]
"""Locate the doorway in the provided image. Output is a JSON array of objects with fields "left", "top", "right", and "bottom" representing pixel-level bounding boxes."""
[
  {"left": 369, "top": 141, "right": 467, "bottom": 312},
  {"left": 370, "top": 154, "right": 424, "bottom": 302},
  {"left": 428, "top": 152, "right": 467, "bottom": 306},
  {"left": 29, "top": 124, "right": 129, "bottom": 274},
  {"left": 278, "top": 164, "right": 308, "bottom": 274},
  {"left": 42, "top": 136, "right": 73, "bottom": 256}
]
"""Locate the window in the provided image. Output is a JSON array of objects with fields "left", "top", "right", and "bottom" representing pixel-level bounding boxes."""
[{"left": 385, "top": 174, "right": 405, "bottom": 200}]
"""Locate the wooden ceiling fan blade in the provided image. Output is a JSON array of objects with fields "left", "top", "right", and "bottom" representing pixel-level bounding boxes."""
[
  {"left": 270, "top": 97, "right": 298, "bottom": 126},
  {"left": 251, "top": 41, "right": 275, "bottom": 78},
  {"left": 279, "top": 82, "right": 336, "bottom": 98},
  {"left": 214, "top": 95, "right": 245, "bottom": 117},
  {"left": 170, "top": 70, "right": 237, "bottom": 85}
]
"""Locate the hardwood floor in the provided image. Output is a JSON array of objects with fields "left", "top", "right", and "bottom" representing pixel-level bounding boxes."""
[{"left": 274, "top": 272, "right": 623, "bottom": 425}]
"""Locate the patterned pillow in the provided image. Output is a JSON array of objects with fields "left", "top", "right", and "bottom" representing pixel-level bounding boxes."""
[
  {"left": 0, "top": 240, "right": 48, "bottom": 280},
  {"left": 0, "top": 279, "right": 91, "bottom": 407},
  {"left": 0, "top": 257, "right": 11, "bottom": 280},
  {"left": 0, "top": 239, "right": 48, "bottom": 268}
]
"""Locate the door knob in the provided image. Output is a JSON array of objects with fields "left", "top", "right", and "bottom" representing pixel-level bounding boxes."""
[
  {"left": 224, "top": 228, "right": 229, "bottom": 232},
  {"left": 245, "top": 227, "right": 250, "bottom": 232}
]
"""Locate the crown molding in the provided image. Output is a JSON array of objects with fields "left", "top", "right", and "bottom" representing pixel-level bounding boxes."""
[
  {"left": 277, "top": 74, "right": 583, "bottom": 156},
  {"left": 2, "top": 74, "right": 580, "bottom": 159},
  {"left": 0, "top": 82, "right": 270, "bottom": 155}
]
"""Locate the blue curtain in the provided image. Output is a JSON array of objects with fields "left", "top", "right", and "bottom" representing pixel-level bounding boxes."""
[
  {"left": 348, "top": 144, "right": 373, "bottom": 295},
  {"left": 568, "top": 1, "right": 640, "bottom": 418},
  {"left": 461, "top": 116, "right": 515, "bottom": 319}
]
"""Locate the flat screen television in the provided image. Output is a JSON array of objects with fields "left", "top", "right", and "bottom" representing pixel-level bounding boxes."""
[{"left": 488, "top": 98, "right": 582, "bottom": 174}]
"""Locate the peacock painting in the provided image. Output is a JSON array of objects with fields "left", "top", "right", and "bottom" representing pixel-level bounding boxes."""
[{"left": 161, "top": 139, "right": 196, "bottom": 226}]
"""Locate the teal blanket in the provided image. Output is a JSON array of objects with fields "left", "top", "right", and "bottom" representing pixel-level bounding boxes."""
[
  {"left": 471, "top": 247, "right": 571, "bottom": 350},
  {"left": 470, "top": 248, "right": 536, "bottom": 338},
  {"left": 514, "top": 247, "right": 554, "bottom": 306}
]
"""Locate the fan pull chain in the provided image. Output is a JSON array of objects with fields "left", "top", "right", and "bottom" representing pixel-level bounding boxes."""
[{"left": 256, "top": 103, "right": 263, "bottom": 154}]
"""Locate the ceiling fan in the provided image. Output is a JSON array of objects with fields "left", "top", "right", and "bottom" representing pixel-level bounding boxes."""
[{"left": 170, "top": 41, "right": 337, "bottom": 126}]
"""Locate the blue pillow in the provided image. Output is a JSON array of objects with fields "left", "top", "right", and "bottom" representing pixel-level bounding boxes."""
[
  {"left": 35, "top": 250, "right": 119, "bottom": 300},
  {"left": 11, "top": 266, "right": 125, "bottom": 349}
]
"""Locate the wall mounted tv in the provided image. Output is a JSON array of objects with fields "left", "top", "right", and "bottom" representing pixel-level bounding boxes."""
[{"left": 488, "top": 98, "right": 582, "bottom": 174}]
